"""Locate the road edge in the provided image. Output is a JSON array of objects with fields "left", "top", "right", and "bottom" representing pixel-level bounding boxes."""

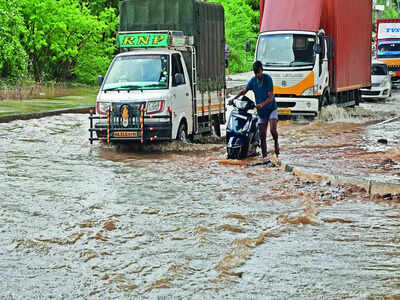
[
  {"left": 275, "top": 159, "right": 400, "bottom": 197},
  {"left": 0, "top": 106, "right": 94, "bottom": 123}
]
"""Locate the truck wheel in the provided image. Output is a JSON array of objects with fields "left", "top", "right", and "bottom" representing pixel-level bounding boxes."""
[
  {"left": 177, "top": 122, "right": 188, "bottom": 142},
  {"left": 319, "top": 93, "right": 329, "bottom": 110},
  {"left": 212, "top": 116, "right": 221, "bottom": 137}
]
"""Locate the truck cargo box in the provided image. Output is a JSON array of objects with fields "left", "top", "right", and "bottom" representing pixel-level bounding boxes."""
[
  {"left": 119, "top": 0, "right": 225, "bottom": 92},
  {"left": 321, "top": 0, "right": 372, "bottom": 93},
  {"left": 260, "top": 0, "right": 323, "bottom": 32}
]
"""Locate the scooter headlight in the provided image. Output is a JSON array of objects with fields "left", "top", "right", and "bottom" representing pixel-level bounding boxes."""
[{"left": 234, "top": 99, "right": 248, "bottom": 110}]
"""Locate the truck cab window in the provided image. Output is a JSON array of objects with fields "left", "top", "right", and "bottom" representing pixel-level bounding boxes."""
[{"left": 172, "top": 54, "right": 185, "bottom": 86}]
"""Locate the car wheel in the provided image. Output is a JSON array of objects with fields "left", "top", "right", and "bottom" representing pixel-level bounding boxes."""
[{"left": 177, "top": 122, "right": 188, "bottom": 142}]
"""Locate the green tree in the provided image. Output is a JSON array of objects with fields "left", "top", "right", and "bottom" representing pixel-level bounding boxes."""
[
  {"left": 20, "top": 0, "right": 117, "bottom": 83},
  {"left": 73, "top": 8, "right": 118, "bottom": 84},
  {"left": 0, "top": 0, "right": 28, "bottom": 80},
  {"left": 210, "top": 0, "right": 259, "bottom": 73},
  {"left": 78, "top": 0, "right": 119, "bottom": 16}
]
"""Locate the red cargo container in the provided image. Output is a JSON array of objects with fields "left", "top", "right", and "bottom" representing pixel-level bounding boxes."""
[
  {"left": 321, "top": 0, "right": 371, "bottom": 93},
  {"left": 259, "top": 0, "right": 371, "bottom": 93}
]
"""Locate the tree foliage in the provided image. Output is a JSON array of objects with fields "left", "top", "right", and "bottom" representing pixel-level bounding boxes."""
[
  {"left": 0, "top": 0, "right": 28, "bottom": 80},
  {"left": 79, "top": 0, "right": 119, "bottom": 16},
  {"left": 20, "top": 0, "right": 117, "bottom": 83},
  {"left": 1, "top": 0, "right": 259, "bottom": 82},
  {"left": 209, "top": 0, "right": 259, "bottom": 74}
]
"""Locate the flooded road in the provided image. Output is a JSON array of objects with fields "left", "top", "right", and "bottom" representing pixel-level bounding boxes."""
[{"left": 1, "top": 94, "right": 400, "bottom": 298}]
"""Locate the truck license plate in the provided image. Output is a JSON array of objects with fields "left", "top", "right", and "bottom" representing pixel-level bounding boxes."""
[
  {"left": 114, "top": 131, "right": 138, "bottom": 137},
  {"left": 278, "top": 108, "right": 291, "bottom": 115}
]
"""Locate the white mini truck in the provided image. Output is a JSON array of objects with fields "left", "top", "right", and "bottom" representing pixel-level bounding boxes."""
[
  {"left": 89, "top": 0, "right": 226, "bottom": 144},
  {"left": 89, "top": 31, "right": 225, "bottom": 144}
]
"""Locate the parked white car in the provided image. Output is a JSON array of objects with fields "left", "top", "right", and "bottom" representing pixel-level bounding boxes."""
[{"left": 361, "top": 60, "right": 392, "bottom": 100}]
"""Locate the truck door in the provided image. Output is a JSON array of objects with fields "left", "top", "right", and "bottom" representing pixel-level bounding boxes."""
[{"left": 171, "top": 53, "right": 192, "bottom": 137}]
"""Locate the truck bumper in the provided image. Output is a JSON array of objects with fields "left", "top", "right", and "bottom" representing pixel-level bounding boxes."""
[
  {"left": 91, "top": 120, "right": 172, "bottom": 143},
  {"left": 361, "top": 87, "right": 391, "bottom": 99},
  {"left": 276, "top": 97, "right": 319, "bottom": 117},
  {"left": 88, "top": 107, "right": 173, "bottom": 144}
]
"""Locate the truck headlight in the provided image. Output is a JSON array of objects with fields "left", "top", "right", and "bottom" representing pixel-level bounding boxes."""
[
  {"left": 96, "top": 102, "right": 111, "bottom": 115},
  {"left": 302, "top": 85, "right": 318, "bottom": 96},
  {"left": 146, "top": 100, "right": 165, "bottom": 114}
]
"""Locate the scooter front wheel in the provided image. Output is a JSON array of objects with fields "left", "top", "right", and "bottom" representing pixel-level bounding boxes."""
[{"left": 227, "top": 147, "right": 242, "bottom": 159}]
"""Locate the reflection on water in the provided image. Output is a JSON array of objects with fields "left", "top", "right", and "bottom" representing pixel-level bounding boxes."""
[{"left": 0, "top": 107, "right": 400, "bottom": 298}]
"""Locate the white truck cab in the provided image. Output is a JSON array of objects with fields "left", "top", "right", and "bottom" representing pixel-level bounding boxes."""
[{"left": 255, "top": 30, "right": 330, "bottom": 117}]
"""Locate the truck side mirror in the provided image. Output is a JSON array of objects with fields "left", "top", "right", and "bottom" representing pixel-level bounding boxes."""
[
  {"left": 327, "top": 37, "right": 334, "bottom": 59},
  {"left": 314, "top": 44, "right": 322, "bottom": 55},
  {"left": 246, "top": 40, "right": 251, "bottom": 52},
  {"left": 174, "top": 73, "right": 184, "bottom": 86},
  {"left": 98, "top": 75, "right": 103, "bottom": 86}
]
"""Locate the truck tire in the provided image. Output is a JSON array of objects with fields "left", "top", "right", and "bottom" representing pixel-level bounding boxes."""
[
  {"left": 177, "top": 121, "right": 188, "bottom": 142},
  {"left": 319, "top": 93, "right": 329, "bottom": 110},
  {"left": 212, "top": 116, "right": 221, "bottom": 137}
]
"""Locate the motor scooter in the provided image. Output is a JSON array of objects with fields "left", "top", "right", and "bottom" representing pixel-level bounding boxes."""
[{"left": 226, "top": 95, "right": 259, "bottom": 159}]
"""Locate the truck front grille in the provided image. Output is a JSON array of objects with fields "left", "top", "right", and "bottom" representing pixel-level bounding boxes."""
[
  {"left": 362, "top": 90, "right": 380, "bottom": 96},
  {"left": 277, "top": 102, "right": 296, "bottom": 108}
]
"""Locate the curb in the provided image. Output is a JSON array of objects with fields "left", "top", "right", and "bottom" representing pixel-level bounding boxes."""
[
  {"left": 276, "top": 159, "right": 400, "bottom": 197},
  {"left": 0, "top": 106, "right": 94, "bottom": 123}
]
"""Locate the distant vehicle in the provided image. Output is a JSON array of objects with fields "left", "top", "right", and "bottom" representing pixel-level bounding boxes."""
[
  {"left": 361, "top": 60, "right": 392, "bottom": 100},
  {"left": 376, "top": 19, "right": 400, "bottom": 88}
]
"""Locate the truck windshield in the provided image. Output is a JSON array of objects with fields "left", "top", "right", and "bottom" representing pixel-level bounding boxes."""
[
  {"left": 377, "top": 41, "right": 400, "bottom": 58},
  {"left": 256, "top": 34, "right": 316, "bottom": 67},
  {"left": 103, "top": 55, "right": 169, "bottom": 91}
]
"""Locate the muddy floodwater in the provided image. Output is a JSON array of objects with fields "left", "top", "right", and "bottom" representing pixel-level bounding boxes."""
[{"left": 1, "top": 95, "right": 400, "bottom": 299}]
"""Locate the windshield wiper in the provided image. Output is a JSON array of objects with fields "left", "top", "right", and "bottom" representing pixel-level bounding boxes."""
[
  {"left": 103, "top": 85, "right": 143, "bottom": 91},
  {"left": 142, "top": 83, "right": 167, "bottom": 88}
]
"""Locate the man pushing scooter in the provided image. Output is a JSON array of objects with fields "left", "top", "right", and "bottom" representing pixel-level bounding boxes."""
[{"left": 229, "top": 60, "right": 280, "bottom": 160}]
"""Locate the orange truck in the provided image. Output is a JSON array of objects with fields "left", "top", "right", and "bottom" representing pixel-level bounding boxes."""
[{"left": 376, "top": 19, "right": 400, "bottom": 87}]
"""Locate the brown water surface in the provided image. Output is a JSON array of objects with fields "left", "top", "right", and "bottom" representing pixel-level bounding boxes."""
[{"left": 1, "top": 96, "right": 400, "bottom": 298}]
